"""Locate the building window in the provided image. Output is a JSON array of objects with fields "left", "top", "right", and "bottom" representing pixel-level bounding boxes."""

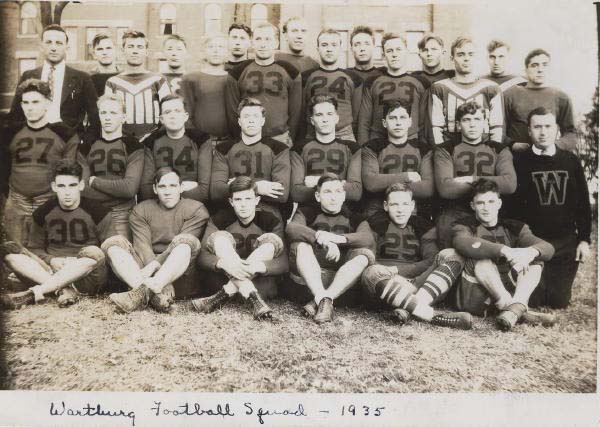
[
  {"left": 86, "top": 27, "right": 109, "bottom": 61},
  {"left": 160, "top": 3, "right": 177, "bottom": 35},
  {"left": 204, "top": 4, "right": 222, "bottom": 34},
  {"left": 405, "top": 31, "right": 425, "bottom": 71},
  {"left": 250, "top": 4, "right": 268, "bottom": 29},
  {"left": 336, "top": 30, "right": 349, "bottom": 68},
  {"left": 20, "top": 2, "right": 38, "bottom": 35},
  {"left": 19, "top": 58, "right": 37, "bottom": 76},
  {"left": 373, "top": 30, "right": 384, "bottom": 61},
  {"left": 64, "top": 27, "right": 78, "bottom": 61}
]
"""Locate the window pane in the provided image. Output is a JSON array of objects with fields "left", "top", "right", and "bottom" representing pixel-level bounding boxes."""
[
  {"left": 373, "top": 31, "right": 383, "bottom": 61},
  {"left": 21, "top": 2, "right": 37, "bottom": 19},
  {"left": 19, "top": 58, "right": 37, "bottom": 76},
  {"left": 405, "top": 31, "right": 424, "bottom": 53},
  {"left": 160, "top": 3, "right": 177, "bottom": 20},
  {"left": 65, "top": 28, "right": 78, "bottom": 61},
  {"left": 251, "top": 4, "right": 268, "bottom": 29}
]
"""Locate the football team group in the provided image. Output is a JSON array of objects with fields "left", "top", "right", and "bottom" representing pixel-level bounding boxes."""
[{"left": 0, "top": 17, "right": 592, "bottom": 333}]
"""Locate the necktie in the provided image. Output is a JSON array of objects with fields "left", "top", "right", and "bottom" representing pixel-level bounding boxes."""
[{"left": 48, "top": 65, "right": 56, "bottom": 100}]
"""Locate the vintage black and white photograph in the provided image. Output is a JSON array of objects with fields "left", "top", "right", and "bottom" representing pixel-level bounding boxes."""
[{"left": 0, "top": 0, "right": 596, "bottom": 404}]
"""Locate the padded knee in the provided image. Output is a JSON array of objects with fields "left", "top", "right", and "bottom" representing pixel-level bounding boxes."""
[
  {"left": 361, "top": 264, "right": 394, "bottom": 297},
  {"left": 347, "top": 248, "right": 376, "bottom": 266},
  {"left": 205, "top": 230, "right": 235, "bottom": 254},
  {"left": 172, "top": 233, "right": 201, "bottom": 253},
  {"left": 436, "top": 248, "right": 464, "bottom": 266},
  {"left": 78, "top": 246, "right": 106, "bottom": 264},
  {"left": 254, "top": 233, "right": 284, "bottom": 257},
  {"left": 100, "top": 235, "right": 132, "bottom": 253}
]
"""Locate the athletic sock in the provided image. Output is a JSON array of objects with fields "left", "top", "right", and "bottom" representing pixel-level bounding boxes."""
[
  {"left": 375, "top": 276, "right": 416, "bottom": 308},
  {"left": 420, "top": 260, "right": 462, "bottom": 304}
]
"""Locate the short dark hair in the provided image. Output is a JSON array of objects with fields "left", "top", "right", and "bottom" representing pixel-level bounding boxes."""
[
  {"left": 317, "top": 28, "right": 341, "bottom": 45},
  {"left": 487, "top": 39, "right": 509, "bottom": 53},
  {"left": 229, "top": 23, "right": 252, "bottom": 38},
  {"left": 451, "top": 36, "right": 474, "bottom": 57},
  {"left": 153, "top": 166, "right": 181, "bottom": 185},
  {"left": 282, "top": 16, "right": 304, "bottom": 34},
  {"left": 383, "top": 99, "right": 411, "bottom": 118},
  {"left": 471, "top": 178, "right": 499, "bottom": 199},
  {"left": 455, "top": 101, "right": 484, "bottom": 122},
  {"left": 92, "top": 33, "right": 112, "bottom": 49},
  {"left": 385, "top": 182, "right": 413, "bottom": 200},
  {"left": 525, "top": 48, "right": 551, "bottom": 67},
  {"left": 316, "top": 173, "right": 343, "bottom": 190},
  {"left": 237, "top": 97, "right": 265, "bottom": 117},
  {"left": 418, "top": 33, "right": 444, "bottom": 51},
  {"left": 159, "top": 94, "right": 185, "bottom": 112},
  {"left": 309, "top": 94, "right": 338, "bottom": 116},
  {"left": 381, "top": 32, "right": 406, "bottom": 50},
  {"left": 527, "top": 107, "right": 557, "bottom": 126},
  {"left": 17, "top": 78, "right": 52, "bottom": 101},
  {"left": 228, "top": 175, "right": 257, "bottom": 197},
  {"left": 350, "top": 25, "right": 374, "bottom": 45},
  {"left": 122, "top": 30, "right": 148, "bottom": 48},
  {"left": 163, "top": 33, "right": 187, "bottom": 48},
  {"left": 42, "top": 24, "right": 68, "bottom": 42},
  {"left": 53, "top": 159, "right": 82, "bottom": 181}
]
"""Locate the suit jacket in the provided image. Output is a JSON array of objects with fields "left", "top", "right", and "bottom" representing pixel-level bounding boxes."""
[{"left": 9, "top": 65, "right": 100, "bottom": 144}]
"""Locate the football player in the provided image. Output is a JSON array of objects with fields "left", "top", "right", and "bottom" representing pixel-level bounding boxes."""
[
  {"left": 508, "top": 108, "right": 591, "bottom": 308},
  {"left": 139, "top": 95, "right": 212, "bottom": 205},
  {"left": 180, "top": 34, "right": 230, "bottom": 140},
  {"left": 161, "top": 34, "right": 187, "bottom": 95},
  {"left": 0, "top": 160, "right": 114, "bottom": 309},
  {"left": 89, "top": 33, "right": 121, "bottom": 96},
  {"left": 361, "top": 183, "right": 471, "bottom": 329},
  {"left": 78, "top": 94, "right": 144, "bottom": 239},
  {"left": 0, "top": 79, "right": 79, "bottom": 247},
  {"left": 415, "top": 34, "right": 454, "bottom": 87},
  {"left": 348, "top": 26, "right": 382, "bottom": 81},
  {"left": 192, "top": 176, "right": 288, "bottom": 319},
  {"left": 225, "top": 24, "right": 252, "bottom": 71},
  {"left": 105, "top": 30, "right": 171, "bottom": 139},
  {"left": 300, "top": 29, "right": 363, "bottom": 142},
  {"left": 225, "top": 23, "right": 302, "bottom": 147},
  {"left": 504, "top": 49, "right": 577, "bottom": 152},
  {"left": 434, "top": 101, "right": 516, "bottom": 248},
  {"left": 276, "top": 17, "right": 319, "bottom": 73},
  {"left": 357, "top": 32, "right": 428, "bottom": 144},
  {"left": 483, "top": 40, "right": 526, "bottom": 91},
  {"left": 211, "top": 97, "right": 290, "bottom": 216},
  {"left": 362, "top": 100, "right": 433, "bottom": 216},
  {"left": 291, "top": 94, "right": 362, "bottom": 205},
  {"left": 429, "top": 36, "right": 503, "bottom": 146},
  {"left": 286, "top": 173, "right": 376, "bottom": 324},
  {"left": 103, "top": 167, "right": 209, "bottom": 312},
  {"left": 452, "top": 179, "right": 555, "bottom": 331}
]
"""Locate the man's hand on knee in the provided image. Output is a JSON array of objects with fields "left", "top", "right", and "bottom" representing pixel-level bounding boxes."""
[
  {"left": 217, "top": 257, "right": 252, "bottom": 281},
  {"left": 324, "top": 242, "right": 341, "bottom": 263},
  {"left": 244, "top": 261, "right": 267, "bottom": 277},
  {"left": 141, "top": 261, "right": 161, "bottom": 279},
  {"left": 50, "top": 257, "right": 67, "bottom": 272}
]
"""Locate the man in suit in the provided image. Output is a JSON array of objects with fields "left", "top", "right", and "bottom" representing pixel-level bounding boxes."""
[{"left": 9, "top": 24, "right": 100, "bottom": 144}]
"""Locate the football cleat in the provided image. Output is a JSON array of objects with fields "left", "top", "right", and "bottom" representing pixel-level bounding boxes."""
[
  {"left": 431, "top": 311, "right": 473, "bottom": 330},
  {"left": 191, "top": 289, "right": 229, "bottom": 314},
  {"left": 4, "top": 273, "right": 29, "bottom": 292},
  {"left": 496, "top": 302, "right": 527, "bottom": 332},
  {"left": 0, "top": 289, "right": 35, "bottom": 309},
  {"left": 149, "top": 284, "right": 174, "bottom": 313},
  {"left": 109, "top": 285, "right": 151, "bottom": 313},
  {"left": 303, "top": 300, "right": 318, "bottom": 317},
  {"left": 314, "top": 297, "right": 334, "bottom": 324},
  {"left": 392, "top": 308, "right": 411, "bottom": 325},
  {"left": 248, "top": 291, "right": 273, "bottom": 320},
  {"left": 57, "top": 287, "right": 79, "bottom": 308}
]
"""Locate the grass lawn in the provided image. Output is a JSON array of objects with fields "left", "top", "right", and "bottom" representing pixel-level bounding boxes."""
[{"left": 0, "top": 235, "right": 596, "bottom": 393}]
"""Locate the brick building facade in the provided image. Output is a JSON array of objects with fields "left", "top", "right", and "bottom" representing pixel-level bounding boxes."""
[{"left": 0, "top": 1, "right": 471, "bottom": 112}]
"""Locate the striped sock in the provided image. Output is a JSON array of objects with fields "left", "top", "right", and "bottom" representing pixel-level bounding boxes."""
[
  {"left": 420, "top": 260, "right": 462, "bottom": 305},
  {"left": 374, "top": 277, "right": 416, "bottom": 308}
]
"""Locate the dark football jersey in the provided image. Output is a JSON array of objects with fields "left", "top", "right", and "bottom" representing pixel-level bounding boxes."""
[
  {"left": 348, "top": 66, "right": 383, "bottom": 82},
  {"left": 429, "top": 77, "right": 503, "bottom": 146},
  {"left": 366, "top": 212, "right": 438, "bottom": 278},
  {"left": 357, "top": 71, "right": 428, "bottom": 144},
  {"left": 180, "top": 71, "right": 230, "bottom": 137},
  {"left": 362, "top": 137, "right": 433, "bottom": 202},
  {"left": 29, "top": 197, "right": 116, "bottom": 262},
  {"left": 139, "top": 128, "right": 212, "bottom": 203},
  {"left": 0, "top": 122, "right": 78, "bottom": 197},
  {"left": 413, "top": 69, "right": 455, "bottom": 88},
  {"left": 211, "top": 138, "right": 291, "bottom": 205},
  {"left": 290, "top": 138, "right": 362, "bottom": 204},
  {"left": 452, "top": 215, "right": 555, "bottom": 272},
  {"left": 163, "top": 71, "right": 184, "bottom": 95},
  {"left": 225, "top": 60, "right": 302, "bottom": 139},
  {"left": 78, "top": 135, "right": 145, "bottom": 210},
  {"left": 275, "top": 52, "right": 319, "bottom": 74},
  {"left": 301, "top": 67, "right": 363, "bottom": 136},
  {"left": 434, "top": 138, "right": 516, "bottom": 207},
  {"left": 481, "top": 73, "right": 526, "bottom": 92}
]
